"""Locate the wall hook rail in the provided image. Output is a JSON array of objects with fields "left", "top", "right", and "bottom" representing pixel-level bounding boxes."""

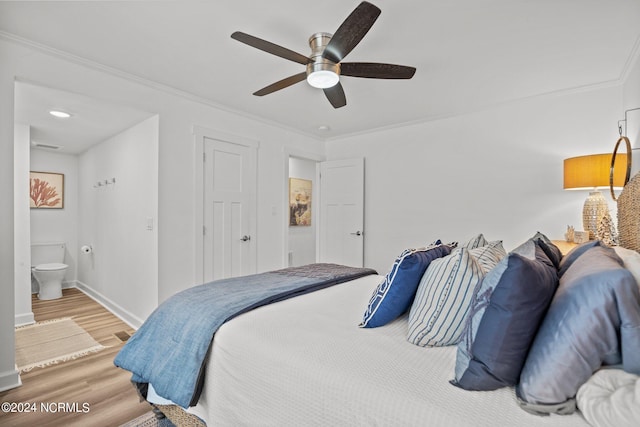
[{"left": 93, "top": 177, "right": 116, "bottom": 189}]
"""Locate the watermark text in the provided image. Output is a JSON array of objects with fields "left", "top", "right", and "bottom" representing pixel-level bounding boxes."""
[{"left": 2, "top": 401, "right": 90, "bottom": 413}]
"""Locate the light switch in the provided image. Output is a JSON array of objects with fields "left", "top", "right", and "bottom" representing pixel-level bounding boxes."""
[{"left": 146, "top": 217, "right": 154, "bottom": 231}]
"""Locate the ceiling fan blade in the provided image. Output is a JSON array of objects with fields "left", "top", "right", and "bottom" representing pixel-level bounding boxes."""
[
  {"left": 323, "top": 82, "right": 347, "bottom": 108},
  {"left": 322, "top": 1, "right": 381, "bottom": 63},
  {"left": 231, "top": 31, "right": 312, "bottom": 65},
  {"left": 253, "top": 72, "right": 307, "bottom": 96},
  {"left": 340, "top": 62, "right": 416, "bottom": 79}
]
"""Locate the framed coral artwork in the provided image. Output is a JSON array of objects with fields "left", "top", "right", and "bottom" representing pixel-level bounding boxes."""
[
  {"left": 289, "top": 178, "right": 312, "bottom": 226},
  {"left": 30, "top": 171, "right": 64, "bottom": 209}
]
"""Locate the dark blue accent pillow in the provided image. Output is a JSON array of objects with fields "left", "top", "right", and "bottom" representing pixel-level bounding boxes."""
[
  {"left": 533, "top": 231, "right": 562, "bottom": 269},
  {"left": 360, "top": 243, "right": 452, "bottom": 328},
  {"left": 453, "top": 244, "right": 558, "bottom": 390}
]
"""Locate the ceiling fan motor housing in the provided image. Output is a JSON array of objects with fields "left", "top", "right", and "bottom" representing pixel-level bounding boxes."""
[{"left": 307, "top": 32, "right": 340, "bottom": 79}]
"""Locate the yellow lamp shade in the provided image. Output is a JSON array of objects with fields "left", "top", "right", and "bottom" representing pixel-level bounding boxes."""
[{"left": 563, "top": 153, "right": 628, "bottom": 190}]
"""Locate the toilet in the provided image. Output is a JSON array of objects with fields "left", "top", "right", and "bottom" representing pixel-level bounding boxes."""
[{"left": 31, "top": 242, "right": 68, "bottom": 300}]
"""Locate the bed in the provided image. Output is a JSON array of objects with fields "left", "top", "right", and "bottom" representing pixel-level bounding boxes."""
[{"left": 115, "top": 235, "right": 640, "bottom": 427}]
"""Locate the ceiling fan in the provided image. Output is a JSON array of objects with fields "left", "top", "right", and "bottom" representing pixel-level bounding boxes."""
[{"left": 231, "top": 1, "right": 416, "bottom": 109}]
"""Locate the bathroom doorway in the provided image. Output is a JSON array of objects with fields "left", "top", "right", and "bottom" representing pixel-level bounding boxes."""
[
  {"left": 287, "top": 156, "right": 318, "bottom": 267},
  {"left": 284, "top": 150, "right": 324, "bottom": 268},
  {"left": 13, "top": 80, "right": 158, "bottom": 327}
]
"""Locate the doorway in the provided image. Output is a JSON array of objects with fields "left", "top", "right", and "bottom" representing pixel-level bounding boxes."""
[
  {"left": 13, "top": 80, "right": 158, "bottom": 327},
  {"left": 287, "top": 157, "right": 318, "bottom": 267},
  {"left": 284, "top": 153, "right": 365, "bottom": 268}
]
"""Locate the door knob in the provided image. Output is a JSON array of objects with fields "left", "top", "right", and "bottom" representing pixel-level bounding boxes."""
[
  {"left": 240, "top": 235, "right": 251, "bottom": 242},
  {"left": 350, "top": 231, "right": 362, "bottom": 236}
]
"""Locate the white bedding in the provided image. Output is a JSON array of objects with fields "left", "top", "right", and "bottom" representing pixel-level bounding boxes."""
[
  {"left": 577, "top": 368, "right": 640, "bottom": 427},
  {"left": 188, "top": 275, "right": 589, "bottom": 426}
]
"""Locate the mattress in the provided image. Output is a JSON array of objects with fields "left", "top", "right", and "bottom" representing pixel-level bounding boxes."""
[{"left": 188, "top": 274, "right": 589, "bottom": 426}]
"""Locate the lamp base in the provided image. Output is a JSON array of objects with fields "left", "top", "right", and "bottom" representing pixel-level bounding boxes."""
[{"left": 583, "top": 190, "right": 608, "bottom": 240}]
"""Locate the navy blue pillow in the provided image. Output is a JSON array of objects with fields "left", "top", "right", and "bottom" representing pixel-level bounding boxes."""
[
  {"left": 360, "top": 243, "right": 452, "bottom": 328},
  {"left": 533, "top": 232, "right": 562, "bottom": 269},
  {"left": 453, "top": 245, "right": 558, "bottom": 390}
]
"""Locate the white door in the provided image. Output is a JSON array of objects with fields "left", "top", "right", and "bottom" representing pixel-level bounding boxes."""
[
  {"left": 203, "top": 137, "right": 256, "bottom": 282},
  {"left": 319, "top": 158, "right": 364, "bottom": 267}
]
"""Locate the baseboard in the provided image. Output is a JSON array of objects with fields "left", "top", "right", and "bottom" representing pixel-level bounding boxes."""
[
  {"left": 73, "top": 281, "right": 144, "bottom": 330},
  {"left": 23, "top": 280, "right": 76, "bottom": 325},
  {"left": 0, "top": 368, "right": 22, "bottom": 392},
  {"left": 14, "top": 312, "right": 35, "bottom": 327},
  {"left": 31, "top": 281, "right": 75, "bottom": 295}
]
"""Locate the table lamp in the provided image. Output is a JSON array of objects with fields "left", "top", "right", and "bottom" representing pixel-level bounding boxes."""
[{"left": 564, "top": 153, "right": 627, "bottom": 239}]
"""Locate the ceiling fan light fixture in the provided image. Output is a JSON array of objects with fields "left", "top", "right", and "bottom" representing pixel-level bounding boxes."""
[
  {"left": 306, "top": 59, "right": 340, "bottom": 89},
  {"left": 307, "top": 70, "right": 339, "bottom": 89}
]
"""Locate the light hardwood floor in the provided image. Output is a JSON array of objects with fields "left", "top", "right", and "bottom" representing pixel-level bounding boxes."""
[{"left": 0, "top": 288, "right": 153, "bottom": 427}]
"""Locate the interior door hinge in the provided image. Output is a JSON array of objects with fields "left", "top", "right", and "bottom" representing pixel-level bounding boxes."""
[{"left": 203, "top": 225, "right": 206, "bottom": 235}]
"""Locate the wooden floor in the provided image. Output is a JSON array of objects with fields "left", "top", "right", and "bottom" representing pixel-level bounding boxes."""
[{"left": 0, "top": 288, "right": 153, "bottom": 427}]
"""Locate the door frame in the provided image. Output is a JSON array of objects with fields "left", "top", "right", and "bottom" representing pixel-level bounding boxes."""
[
  {"left": 282, "top": 148, "right": 325, "bottom": 268},
  {"left": 193, "top": 125, "right": 259, "bottom": 284}
]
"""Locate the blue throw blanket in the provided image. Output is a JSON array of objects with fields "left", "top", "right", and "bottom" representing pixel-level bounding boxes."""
[{"left": 114, "top": 263, "right": 376, "bottom": 408}]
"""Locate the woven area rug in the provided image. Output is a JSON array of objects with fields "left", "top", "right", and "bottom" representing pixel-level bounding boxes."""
[
  {"left": 15, "top": 317, "right": 107, "bottom": 372},
  {"left": 120, "top": 411, "right": 176, "bottom": 427}
]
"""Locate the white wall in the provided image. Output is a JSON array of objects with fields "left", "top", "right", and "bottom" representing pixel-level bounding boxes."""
[
  {"left": 14, "top": 123, "right": 32, "bottom": 326},
  {"left": 30, "top": 149, "right": 79, "bottom": 286},
  {"left": 77, "top": 116, "right": 159, "bottom": 327},
  {"left": 288, "top": 157, "right": 317, "bottom": 266},
  {"left": 326, "top": 85, "right": 625, "bottom": 274},
  {"left": 0, "top": 53, "right": 20, "bottom": 392}
]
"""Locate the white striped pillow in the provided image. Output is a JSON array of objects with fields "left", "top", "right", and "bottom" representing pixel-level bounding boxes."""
[
  {"left": 464, "top": 233, "right": 488, "bottom": 249},
  {"left": 407, "top": 244, "right": 504, "bottom": 347},
  {"left": 470, "top": 240, "right": 506, "bottom": 273}
]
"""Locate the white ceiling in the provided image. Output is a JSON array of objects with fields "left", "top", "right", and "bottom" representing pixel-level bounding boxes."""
[
  {"left": 3, "top": 0, "right": 640, "bottom": 149},
  {"left": 14, "top": 81, "right": 155, "bottom": 154}
]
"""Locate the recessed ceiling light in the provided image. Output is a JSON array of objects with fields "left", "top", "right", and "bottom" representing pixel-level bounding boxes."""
[
  {"left": 49, "top": 110, "right": 72, "bottom": 118},
  {"left": 317, "top": 125, "right": 331, "bottom": 131}
]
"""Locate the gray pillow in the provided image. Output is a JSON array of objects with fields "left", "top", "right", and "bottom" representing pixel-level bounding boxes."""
[
  {"left": 557, "top": 240, "right": 602, "bottom": 277},
  {"left": 517, "top": 245, "right": 640, "bottom": 415}
]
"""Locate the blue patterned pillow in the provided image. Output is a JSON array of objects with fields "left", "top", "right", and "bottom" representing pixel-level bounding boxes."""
[{"left": 360, "top": 243, "right": 452, "bottom": 328}]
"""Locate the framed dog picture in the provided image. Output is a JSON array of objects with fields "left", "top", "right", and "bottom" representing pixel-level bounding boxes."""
[{"left": 289, "top": 178, "right": 311, "bottom": 226}]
